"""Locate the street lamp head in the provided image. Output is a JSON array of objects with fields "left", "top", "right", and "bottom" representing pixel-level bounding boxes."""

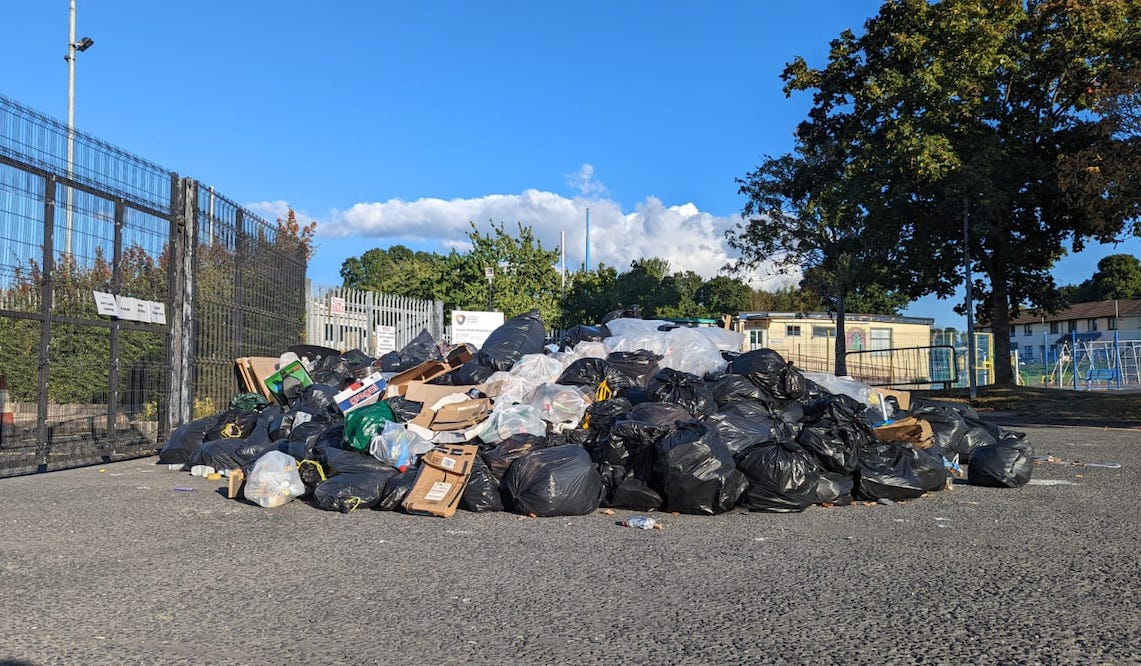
[{"left": 75, "top": 36, "right": 94, "bottom": 52}]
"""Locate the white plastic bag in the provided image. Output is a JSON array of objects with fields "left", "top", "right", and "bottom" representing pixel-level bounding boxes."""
[{"left": 243, "top": 451, "right": 305, "bottom": 508}]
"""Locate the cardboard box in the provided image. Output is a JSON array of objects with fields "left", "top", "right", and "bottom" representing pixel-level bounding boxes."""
[
  {"left": 334, "top": 371, "right": 389, "bottom": 415},
  {"left": 403, "top": 381, "right": 489, "bottom": 406},
  {"left": 234, "top": 357, "right": 281, "bottom": 401},
  {"left": 383, "top": 346, "right": 475, "bottom": 398},
  {"left": 402, "top": 444, "right": 479, "bottom": 517},
  {"left": 874, "top": 387, "right": 912, "bottom": 412},
  {"left": 875, "top": 416, "right": 934, "bottom": 449},
  {"left": 411, "top": 397, "right": 492, "bottom": 431}
]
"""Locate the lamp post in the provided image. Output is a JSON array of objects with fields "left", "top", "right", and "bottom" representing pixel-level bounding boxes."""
[
  {"left": 485, "top": 266, "right": 494, "bottom": 311},
  {"left": 65, "top": 0, "right": 94, "bottom": 257}
]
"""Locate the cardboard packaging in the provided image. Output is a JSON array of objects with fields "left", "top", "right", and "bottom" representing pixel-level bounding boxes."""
[
  {"left": 874, "top": 416, "right": 935, "bottom": 449},
  {"left": 383, "top": 346, "right": 474, "bottom": 399},
  {"left": 334, "top": 371, "right": 388, "bottom": 415},
  {"left": 234, "top": 357, "right": 282, "bottom": 401},
  {"left": 402, "top": 444, "right": 479, "bottom": 517},
  {"left": 874, "top": 387, "right": 912, "bottom": 412}
]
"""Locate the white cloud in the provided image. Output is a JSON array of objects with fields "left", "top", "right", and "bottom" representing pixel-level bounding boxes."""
[
  {"left": 565, "top": 163, "right": 608, "bottom": 197},
  {"left": 263, "top": 189, "right": 799, "bottom": 291},
  {"left": 244, "top": 200, "right": 317, "bottom": 226}
]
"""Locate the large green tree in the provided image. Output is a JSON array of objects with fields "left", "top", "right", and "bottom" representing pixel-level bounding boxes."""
[
  {"left": 1061, "top": 253, "right": 1141, "bottom": 302},
  {"left": 771, "top": 0, "right": 1140, "bottom": 384}
]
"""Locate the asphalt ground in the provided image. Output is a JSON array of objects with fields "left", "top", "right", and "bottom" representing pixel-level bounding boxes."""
[{"left": 0, "top": 423, "right": 1138, "bottom": 666}]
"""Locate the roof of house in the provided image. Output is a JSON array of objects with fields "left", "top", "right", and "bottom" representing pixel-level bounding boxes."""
[
  {"left": 1004, "top": 298, "right": 1141, "bottom": 326},
  {"left": 737, "top": 311, "right": 934, "bottom": 326}
]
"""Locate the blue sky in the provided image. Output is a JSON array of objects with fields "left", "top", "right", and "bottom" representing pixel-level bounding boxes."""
[{"left": 3, "top": 1, "right": 1137, "bottom": 330}]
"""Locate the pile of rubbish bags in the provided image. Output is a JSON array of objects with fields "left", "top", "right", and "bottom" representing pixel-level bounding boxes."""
[{"left": 158, "top": 310, "right": 1035, "bottom": 516}]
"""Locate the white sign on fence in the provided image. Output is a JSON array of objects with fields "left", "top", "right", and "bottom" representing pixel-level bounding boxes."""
[
  {"left": 329, "top": 296, "right": 346, "bottom": 315},
  {"left": 93, "top": 291, "right": 120, "bottom": 317},
  {"left": 375, "top": 325, "right": 397, "bottom": 355},
  {"left": 450, "top": 310, "right": 504, "bottom": 350},
  {"left": 149, "top": 301, "right": 167, "bottom": 325}
]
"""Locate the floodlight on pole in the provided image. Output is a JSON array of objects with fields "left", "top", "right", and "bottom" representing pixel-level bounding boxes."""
[{"left": 64, "top": 0, "right": 94, "bottom": 258}]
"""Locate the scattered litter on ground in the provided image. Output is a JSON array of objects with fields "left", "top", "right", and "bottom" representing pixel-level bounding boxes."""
[
  {"left": 1026, "top": 479, "right": 1080, "bottom": 486},
  {"left": 1033, "top": 455, "right": 1120, "bottom": 468}
]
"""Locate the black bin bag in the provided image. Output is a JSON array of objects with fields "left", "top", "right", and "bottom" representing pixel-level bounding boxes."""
[
  {"left": 559, "top": 324, "right": 610, "bottom": 351},
  {"left": 375, "top": 470, "right": 419, "bottom": 511},
  {"left": 313, "top": 470, "right": 395, "bottom": 513},
  {"left": 653, "top": 420, "right": 747, "bottom": 515},
  {"left": 501, "top": 445, "right": 603, "bottom": 517},
  {"left": 856, "top": 440, "right": 947, "bottom": 501},
  {"left": 815, "top": 472, "right": 855, "bottom": 505},
  {"left": 728, "top": 348, "right": 808, "bottom": 402},
  {"left": 797, "top": 393, "right": 876, "bottom": 475},
  {"left": 968, "top": 433, "right": 1034, "bottom": 488},
  {"left": 476, "top": 310, "right": 546, "bottom": 372},
  {"left": 735, "top": 440, "right": 822, "bottom": 513},
  {"left": 647, "top": 368, "right": 717, "bottom": 419},
  {"left": 598, "top": 462, "right": 663, "bottom": 511},
  {"left": 460, "top": 455, "right": 504, "bottom": 513},
  {"left": 379, "top": 328, "right": 442, "bottom": 372},
  {"left": 606, "top": 350, "right": 661, "bottom": 389},
  {"left": 705, "top": 401, "right": 783, "bottom": 455},
  {"left": 158, "top": 413, "right": 221, "bottom": 465}
]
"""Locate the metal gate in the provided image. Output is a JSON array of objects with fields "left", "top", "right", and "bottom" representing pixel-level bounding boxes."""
[
  {"left": 0, "top": 93, "right": 307, "bottom": 477},
  {"left": 0, "top": 152, "right": 173, "bottom": 475}
]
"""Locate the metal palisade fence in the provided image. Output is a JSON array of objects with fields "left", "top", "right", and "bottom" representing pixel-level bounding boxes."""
[
  {"left": 306, "top": 283, "right": 444, "bottom": 358},
  {"left": 0, "top": 93, "right": 306, "bottom": 477}
]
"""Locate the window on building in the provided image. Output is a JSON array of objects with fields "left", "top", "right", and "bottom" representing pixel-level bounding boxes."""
[
  {"left": 1088, "top": 318, "right": 1098, "bottom": 331},
  {"left": 1067, "top": 320, "right": 1078, "bottom": 332},
  {"left": 1049, "top": 321, "right": 1059, "bottom": 334},
  {"left": 1023, "top": 324, "right": 1033, "bottom": 336},
  {"left": 812, "top": 326, "right": 835, "bottom": 338},
  {"left": 786, "top": 325, "right": 801, "bottom": 337},
  {"left": 1009, "top": 325, "right": 1016, "bottom": 336},
  {"left": 1109, "top": 318, "right": 1118, "bottom": 330},
  {"left": 749, "top": 330, "right": 763, "bottom": 347},
  {"left": 870, "top": 328, "right": 891, "bottom": 358}
]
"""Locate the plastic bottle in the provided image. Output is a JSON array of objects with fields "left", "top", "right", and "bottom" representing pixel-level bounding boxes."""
[{"left": 624, "top": 516, "right": 657, "bottom": 530}]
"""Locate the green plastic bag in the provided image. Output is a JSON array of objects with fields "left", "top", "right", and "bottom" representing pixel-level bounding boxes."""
[
  {"left": 230, "top": 392, "right": 270, "bottom": 412},
  {"left": 344, "top": 402, "right": 396, "bottom": 452}
]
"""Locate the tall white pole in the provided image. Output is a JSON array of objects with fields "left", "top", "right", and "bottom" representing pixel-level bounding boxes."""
[
  {"left": 65, "top": 0, "right": 77, "bottom": 257},
  {"left": 584, "top": 207, "right": 591, "bottom": 271}
]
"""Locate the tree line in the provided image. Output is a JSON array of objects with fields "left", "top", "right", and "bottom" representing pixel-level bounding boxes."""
[{"left": 337, "top": 221, "right": 913, "bottom": 332}]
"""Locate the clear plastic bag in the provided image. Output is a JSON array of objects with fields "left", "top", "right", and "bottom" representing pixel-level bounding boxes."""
[
  {"left": 482, "top": 403, "right": 548, "bottom": 444},
  {"left": 369, "top": 421, "right": 433, "bottom": 471},
  {"left": 243, "top": 451, "right": 306, "bottom": 508},
  {"left": 523, "top": 383, "right": 592, "bottom": 430}
]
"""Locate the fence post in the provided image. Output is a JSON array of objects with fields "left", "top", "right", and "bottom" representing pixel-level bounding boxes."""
[
  {"left": 166, "top": 176, "right": 197, "bottom": 427},
  {"left": 35, "top": 174, "right": 57, "bottom": 471},
  {"left": 106, "top": 198, "right": 125, "bottom": 457},
  {"left": 1071, "top": 329, "right": 1079, "bottom": 390},
  {"left": 433, "top": 299, "right": 445, "bottom": 343},
  {"left": 233, "top": 207, "right": 245, "bottom": 356}
]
